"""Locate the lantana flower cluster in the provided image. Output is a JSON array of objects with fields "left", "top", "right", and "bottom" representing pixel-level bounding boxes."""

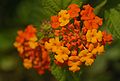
[
  {"left": 45, "top": 4, "right": 112, "bottom": 72},
  {"left": 14, "top": 25, "right": 50, "bottom": 74},
  {"left": 14, "top": 4, "right": 112, "bottom": 73}
]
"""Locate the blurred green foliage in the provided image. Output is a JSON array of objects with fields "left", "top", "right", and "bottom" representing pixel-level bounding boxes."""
[{"left": 0, "top": 0, "right": 120, "bottom": 81}]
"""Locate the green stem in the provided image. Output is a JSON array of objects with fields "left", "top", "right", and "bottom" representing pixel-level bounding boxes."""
[{"left": 94, "top": 0, "right": 107, "bottom": 14}]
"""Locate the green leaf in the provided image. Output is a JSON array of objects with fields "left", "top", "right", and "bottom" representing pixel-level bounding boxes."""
[
  {"left": 51, "top": 63, "right": 66, "bottom": 81},
  {"left": 41, "top": 0, "right": 82, "bottom": 13},
  {"left": 104, "top": 4, "right": 120, "bottom": 39},
  {"left": 17, "top": 0, "right": 44, "bottom": 24},
  {"left": 51, "top": 63, "right": 82, "bottom": 81}
]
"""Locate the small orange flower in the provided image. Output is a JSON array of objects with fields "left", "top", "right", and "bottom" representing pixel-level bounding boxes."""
[
  {"left": 16, "top": 30, "right": 24, "bottom": 43},
  {"left": 55, "top": 46, "right": 70, "bottom": 63},
  {"left": 102, "top": 31, "right": 113, "bottom": 44},
  {"left": 24, "top": 25, "right": 37, "bottom": 40},
  {"left": 25, "top": 25, "right": 36, "bottom": 33},
  {"left": 68, "top": 56, "right": 81, "bottom": 72},
  {"left": 88, "top": 43, "right": 94, "bottom": 52},
  {"left": 85, "top": 58, "right": 94, "bottom": 66},
  {"left": 68, "top": 4, "right": 80, "bottom": 18},
  {"left": 51, "top": 16, "right": 60, "bottom": 28},
  {"left": 14, "top": 42, "right": 24, "bottom": 54},
  {"left": 83, "top": 16, "right": 103, "bottom": 29},
  {"left": 83, "top": 20, "right": 98, "bottom": 29},
  {"left": 28, "top": 41, "right": 38, "bottom": 49},
  {"left": 71, "top": 50, "right": 77, "bottom": 56},
  {"left": 54, "top": 30, "right": 60, "bottom": 36},
  {"left": 74, "top": 19, "right": 80, "bottom": 28},
  {"left": 81, "top": 4, "right": 95, "bottom": 20},
  {"left": 79, "top": 49, "right": 95, "bottom": 66},
  {"left": 45, "top": 37, "right": 61, "bottom": 52},
  {"left": 94, "top": 16, "right": 103, "bottom": 26},
  {"left": 86, "top": 29, "right": 103, "bottom": 43},
  {"left": 97, "top": 45, "right": 104, "bottom": 54},
  {"left": 23, "top": 59, "right": 32, "bottom": 69},
  {"left": 58, "top": 10, "right": 70, "bottom": 26}
]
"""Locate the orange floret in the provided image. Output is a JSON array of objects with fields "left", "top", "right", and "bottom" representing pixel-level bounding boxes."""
[
  {"left": 86, "top": 29, "right": 103, "bottom": 43},
  {"left": 58, "top": 10, "right": 70, "bottom": 26},
  {"left": 55, "top": 46, "right": 70, "bottom": 63},
  {"left": 68, "top": 56, "right": 81, "bottom": 72},
  {"left": 81, "top": 4, "right": 95, "bottom": 20},
  {"left": 51, "top": 16, "right": 60, "bottom": 28},
  {"left": 68, "top": 4, "right": 80, "bottom": 18},
  {"left": 102, "top": 31, "right": 113, "bottom": 44}
]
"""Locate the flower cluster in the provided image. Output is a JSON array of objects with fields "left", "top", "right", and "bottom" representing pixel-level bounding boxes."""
[
  {"left": 45, "top": 4, "right": 112, "bottom": 72},
  {"left": 14, "top": 25, "right": 50, "bottom": 74},
  {"left": 14, "top": 4, "right": 113, "bottom": 74}
]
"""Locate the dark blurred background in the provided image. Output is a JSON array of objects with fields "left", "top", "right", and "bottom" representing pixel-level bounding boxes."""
[{"left": 0, "top": 0, "right": 120, "bottom": 81}]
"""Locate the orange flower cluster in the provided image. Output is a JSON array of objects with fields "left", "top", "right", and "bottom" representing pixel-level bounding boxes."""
[
  {"left": 51, "top": 4, "right": 80, "bottom": 29},
  {"left": 81, "top": 5, "right": 102, "bottom": 29},
  {"left": 47, "top": 4, "right": 113, "bottom": 72},
  {"left": 14, "top": 4, "right": 113, "bottom": 74},
  {"left": 14, "top": 25, "right": 50, "bottom": 74}
]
